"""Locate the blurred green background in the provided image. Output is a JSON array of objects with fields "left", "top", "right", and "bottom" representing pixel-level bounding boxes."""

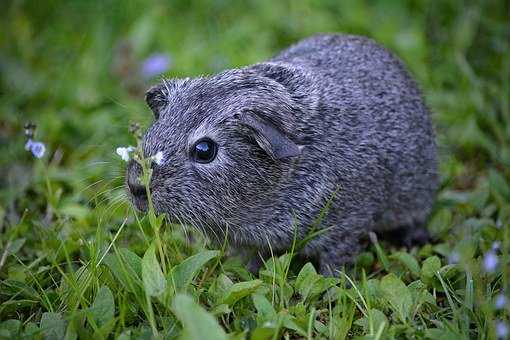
[
  {"left": 1, "top": 0, "right": 509, "bottom": 244},
  {"left": 1, "top": 2, "right": 508, "bottom": 158}
]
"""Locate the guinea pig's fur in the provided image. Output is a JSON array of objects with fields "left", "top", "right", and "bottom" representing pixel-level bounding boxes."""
[{"left": 127, "top": 34, "right": 438, "bottom": 275}]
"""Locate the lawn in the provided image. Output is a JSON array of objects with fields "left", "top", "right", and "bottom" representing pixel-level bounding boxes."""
[{"left": 1, "top": 0, "right": 509, "bottom": 339}]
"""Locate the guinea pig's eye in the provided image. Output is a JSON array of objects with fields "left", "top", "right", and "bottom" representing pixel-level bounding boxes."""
[{"left": 192, "top": 138, "right": 218, "bottom": 163}]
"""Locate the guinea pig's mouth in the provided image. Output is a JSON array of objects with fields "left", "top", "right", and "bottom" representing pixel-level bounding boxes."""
[
  {"left": 127, "top": 186, "right": 167, "bottom": 218},
  {"left": 126, "top": 159, "right": 150, "bottom": 212},
  {"left": 126, "top": 182, "right": 150, "bottom": 213},
  {"left": 128, "top": 191, "right": 186, "bottom": 225},
  {"left": 128, "top": 188, "right": 148, "bottom": 212}
]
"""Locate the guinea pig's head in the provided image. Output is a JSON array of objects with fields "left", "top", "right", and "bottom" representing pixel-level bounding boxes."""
[{"left": 126, "top": 63, "right": 307, "bottom": 239}]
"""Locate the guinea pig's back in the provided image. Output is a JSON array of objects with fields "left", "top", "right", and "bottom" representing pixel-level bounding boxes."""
[{"left": 273, "top": 34, "right": 438, "bottom": 230}]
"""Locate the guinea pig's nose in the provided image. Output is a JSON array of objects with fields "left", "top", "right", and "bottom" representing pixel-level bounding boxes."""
[
  {"left": 126, "top": 160, "right": 147, "bottom": 199},
  {"left": 128, "top": 180, "right": 146, "bottom": 198}
]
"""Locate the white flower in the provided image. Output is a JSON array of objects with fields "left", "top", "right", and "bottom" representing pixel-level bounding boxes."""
[
  {"left": 152, "top": 151, "right": 164, "bottom": 165},
  {"left": 116, "top": 146, "right": 135, "bottom": 162},
  {"left": 483, "top": 251, "right": 499, "bottom": 273},
  {"left": 24, "top": 139, "right": 32, "bottom": 151},
  {"left": 25, "top": 139, "right": 46, "bottom": 158}
]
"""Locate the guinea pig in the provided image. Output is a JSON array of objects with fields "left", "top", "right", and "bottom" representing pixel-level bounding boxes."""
[{"left": 126, "top": 34, "right": 438, "bottom": 275}]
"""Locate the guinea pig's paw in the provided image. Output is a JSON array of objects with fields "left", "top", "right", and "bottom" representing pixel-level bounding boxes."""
[{"left": 318, "top": 246, "right": 359, "bottom": 277}]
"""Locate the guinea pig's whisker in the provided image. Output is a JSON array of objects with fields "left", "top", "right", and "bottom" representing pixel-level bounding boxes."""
[
  {"left": 76, "top": 178, "right": 106, "bottom": 194},
  {"left": 71, "top": 170, "right": 122, "bottom": 188},
  {"left": 181, "top": 208, "right": 205, "bottom": 237},
  {"left": 78, "top": 176, "right": 124, "bottom": 200},
  {"left": 176, "top": 214, "right": 195, "bottom": 245},
  {"left": 99, "top": 200, "right": 128, "bottom": 224},
  {"left": 91, "top": 187, "right": 127, "bottom": 208},
  {"left": 95, "top": 183, "right": 126, "bottom": 198},
  {"left": 197, "top": 212, "right": 222, "bottom": 245},
  {"left": 174, "top": 214, "right": 189, "bottom": 241},
  {"left": 102, "top": 194, "right": 127, "bottom": 215},
  {"left": 176, "top": 212, "right": 197, "bottom": 243},
  {"left": 99, "top": 193, "right": 128, "bottom": 219},
  {"left": 183, "top": 207, "right": 217, "bottom": 244}
]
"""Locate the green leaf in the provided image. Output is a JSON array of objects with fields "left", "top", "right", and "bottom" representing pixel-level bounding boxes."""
[
  {"left": 171, "top": 294, "right": 227, "bottom": 340},
  {"left": 208, "top": 274, "right": 234, "bottom": 304},
  {"left": 221, "top": 280, "right": 262, "bottom": 306},
  {"left": 65, "top": 317, "right": 78, "bottom": 340},
  {"left": 427, "top": 209, "right": 453, "bottom": 237},
  {"left": 390, "top": 252, "right": 420, "bottom": 277},
  {"left": 280, "top": 311, "right": 307, "bottom": 336},
  {"left": 142, "top": 244, "right": 166, "bottom": 297},
  {"left": 252, "top": 293, "right": 277, "bottom": 321},
  {"left": 151, "top": 213, "right": 166, "bottom": 231},
  {"left": 425, "top": 327, "right": 460, "bottom": 339},
  {"left": 489, "top": 169, "right": 510, "bottom": 201},
  {"left": 0, "top": 300, "right": 38, "bottom": 315},
  {"left": 0, "top": 320, "right": 21, "bottom": 336},
  {"left": 408, "top": 280, "right": 436, "bottom": 307},
  {"left": 356, "top": 251, "right": 375, "bottom": 268},
  {"left": 0, "top": 279, "right": 39, "bottom": 300},
  {"left": 210, "top": 303, "right": 231, "bottom": 316},
  {"left": 117, "top": 330, "right": 132, "bottom": 340},
  {"left": 22, "top": 322, "right": 40, "bottom": 338},
  {"left": 4, "top": 238, "right": 26, "bottom": 256},
  {"left": 251, "top": 327, "right": 276, "bottom": 340},
  {"left": 295, "top": 263, "right": 321, "bottom": 300},
  {"left": 104, "top": 248, "right": 142, "bottom": 293},
  {"left": 420, "top": 256, "right": 441, "bottom": 286},
  {"left": 370, "top": 232, "right": 390, "bottom": 271},
  {"left": 355, "top": 308, "right": 387, "bottom": 335},
  {"left": 90, "top": 286, "right": 115, "bottom": 327},
  {"left": 380, "top": 274, "right": 412, "bottom": 323},
  {"left": 40, "top": 312, "right": 66, "bottom": 340},
  {"left": 169, "top": 250, "right": 220, "bottom": 291}
]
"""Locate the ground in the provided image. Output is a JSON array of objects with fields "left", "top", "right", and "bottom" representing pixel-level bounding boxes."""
[{"left": 0, "top": 1, "right": 509, "bottom": 339}]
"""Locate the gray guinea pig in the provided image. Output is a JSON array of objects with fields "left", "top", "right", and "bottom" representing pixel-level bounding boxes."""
[{"left": 126, "top": 34, "right": 438, "bottom": 275}]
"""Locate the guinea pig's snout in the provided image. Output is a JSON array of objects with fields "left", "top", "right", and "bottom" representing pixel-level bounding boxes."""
[
  {"left": 128, "top": 179, "right": 146, "bottom": 198},
  {"left": 126, "top": 160, "right": 148, "bottom": 209}
]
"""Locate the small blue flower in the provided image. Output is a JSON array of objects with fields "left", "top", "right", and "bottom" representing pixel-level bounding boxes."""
[
  {"left": 448, "top": 251, "right": 460, "bottom": 264},
  {"left": 141, "top": 53, "right": 171, "bottom": 78},
  {"left": 496, "top": 320, "right": 508, "bottom": 339},
  {"left": 495, "top": 294, "right": 507, "bottom": 310},
  {"left": 483, "top": 251, "right": 499, "bottom": 273},
  {"left": 25, "top": 139, "right": 46, "bottom": 158},
  {"left": 496, "top": 219, "right": 503, "bottom": 229},
  {"left": 492, "top": 241, "right": 501, "bottom": 251}
]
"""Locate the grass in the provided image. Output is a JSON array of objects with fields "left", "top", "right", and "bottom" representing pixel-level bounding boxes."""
[{"left": 1, "top": 0, "right": 509, "bottom": 339}]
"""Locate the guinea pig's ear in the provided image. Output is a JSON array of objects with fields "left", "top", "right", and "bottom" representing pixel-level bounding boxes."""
[
  {"left": 238, "top": 112, "right": 301, "bottom": 160},
  {"left": 251, "top": 62, "right": 301, "bottom": 93},
  {"left": 145, "top": 84, "right": 169, "bottom": 118}
]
